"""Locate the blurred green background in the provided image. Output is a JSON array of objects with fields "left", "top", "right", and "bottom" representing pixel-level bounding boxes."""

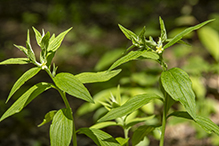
[{"left": 0, "top": 0, "right": 219, "bottom": 145}]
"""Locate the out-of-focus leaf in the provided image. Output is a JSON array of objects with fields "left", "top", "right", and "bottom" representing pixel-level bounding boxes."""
[
  {"left": 159, "top": 17, "right": 167, "bottom": 42},
  {"left": 116, "top": 137, "right": 129, "bottom": 146},
  {"left": 50, "top": 108, "right": 73, "bottom": 146},
  {"left": 0, "top": 58, "right": 29, "bottom": 65},
  {"left": 140, "top": 51, "right": 159, "bottom": 60},
  {"left": 164, "top": 19, "right": 214, "bottom": 49},
  {"left": 0, "top": 82, "right": 53, "bottom": 122},
  {"left": 75, "top": 69, "right": 121, "bottom": 84},
  {"left": 53, "top": 72, "right": 94, "bottom": 103},
  {"left": 161, "top": 68, "right": 196, "bottom": 119},
  {"left": 38, "top": 110, "right": 57, "bottom": 127},
  {"left": 98, "top": 94, "right": 162, "bottom": 122},
  {"left": 7, "top": 67, "right": 41, "bottom": 102},
  {"left": 198, "top": 26, "right": 219, "bottom": 61},
  {"left": 78, "top": 128, "right": 120, "bottom": 146},
  {"left": 126, "top": 115, "right": 155, "bottom": 128}
]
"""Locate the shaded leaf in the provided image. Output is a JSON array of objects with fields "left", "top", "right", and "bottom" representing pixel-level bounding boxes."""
[
  {"left": 0, "top": 58, "right": 29, "bottom": 65},
  {"left": 118, "top": 24, "right": 138, "bottom": 41},
  {"left": 7, "top": 67, "right": 41, "bottom": 102},
  {"left": 78, "top": 128, "right": 120, "bottom": 146},
  {"left": 132, "top": 125, "right": 156, "bottom": 146},
  {"left": 108, "top": 50, "right": 146, "bottom": 71},
  {"left": 0, "top": 82, "right": 53, "bottom": 122},
  {"left": 161, "top": 68, "right": 196, "bottom": 119},
  {"left": 75, "top": 69, "right": 121, "bottom": 84},
  {"left": 98, "top": 93, "right": 162, "bottom": 122},
  {"left": 40, "top": 31, "right": 50, "bottom": 52},
  {"left": 159, "top": 17, "right": 167, "bottom": 42},
  {"left": 53, "top": 72, "right": 94, "bottom": 103},
  {"left": 50, "top": 108, "right": 73, "bottom": 146},
  {"left": 164, "top": 19, "right": 214, "bottom": 49},
  {"left": 38, "top": 110, "right": 57, "bottom": 127}
]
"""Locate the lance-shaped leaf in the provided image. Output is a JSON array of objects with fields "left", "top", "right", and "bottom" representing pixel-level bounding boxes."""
[
  {"left": 126, "top": 115, "right": 155, "bottom": 128},
  {"left": 159, "top": 17, "right": 167, "bottom": 43},
  {"left": 0, "top": 82, "right": 53, "bottom": 122},
  {"left": 75, "top": 69, "right": 121, "bottom": 84},
  {"left": 108, "top": 50, "right": 147, "bottom": 71},
  {"left": 40, "top": 31, "right": 50, "bottom": 52},
  {"left": 53, "top": 72, "right": 94, "bottom": 103},
  {"left": 78, "top": 128, "right": 120, "bottom": 146},
  {"left": 168, "top": 111, "right": 219, "bottom": 136},
  {"left": 26, "top": 30, "right": 36, "bottom": 62},
  {"left": 0, "top": 58, "right": 30, "bottom": 65},
  {"left": 14, "top": 44, "right": 28, "bottom": 56},
  {"left": 132, "top": 125, "right": 156, "bottom": 146},
  {"left": 118, "top": 24, "right": 138, "bottom": 42},
  {"left": 47, "top": 27, "right": 72, "bottom": 52},
  {"left": 7, "top": 67, "right": 41, "bottom": 103},
  {"left": 163, "top": 19, "right": 214, "bottom": 49},
  {"left": 50, "top": 108, "right": 73, "bottom": 146},
  {"left": 161, "top": 67, "right": 196, "bottom": 119},
  {"left": 38, "top": 110, "right": 57, "bottom": 127},
  {"left": 32, "top": 27, "right": 42, "bottom": 46},
  {"left": 98, "top": 93, "right": 162, "bottom": 122},
  {"left": 140, "top": 51, "right": 159, "bottom": 60},
  {"left": 90, "top": 121, "right": 118, "bottom": 129}
]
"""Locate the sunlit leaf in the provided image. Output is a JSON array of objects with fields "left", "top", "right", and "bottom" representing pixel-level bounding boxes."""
[
  {"left": 75, "top": 69, "right": 121, "bottom": 84},
  {"left": 108, "top": 50, "right": 146, "bottom": 71},
  {"left": 53, "top": 72, "right": 94, "bottom": 103},
  {"left": 0, "top": 82, "right": 53, "bottom": 122},
  {"left": 164, "top": 19, "right": 214, "bottom": 49},
  {"left": 26, "top": 30, "right": 36, "bottom": 62},
  {"left": 14, "top": 44, "right": 28, "bottom": 56},
  {"left": 98, "top": 93, "right": 162, "bottom": 122},
  {"left": 38, "top": 110, "right": 57, "bottom": 127},
  {"left": 47, "top": 27, "right": 72, "bottom": 52},
  {"left": 32, "top": 27, "right": 42, "bottom": 46},
  {"left": 90, "top": 121, "right": 118, "bottom": 129},
  {"left": 159, "top": 17, "right": 167, "bottom": 42},
  {"left": 161, "top": 68, "right": 196, "bottom": 119},
  {"left": 116, "top": 137, "right": 129, "bottom": 146},
  {"left": 118, "top": 24, "right": 138, "bottom": 41},
  {"left": 50, "top": 108, "right": 73, "bottom": 146},
  {"left": 78, "top": 128, "right": 120, "bottom": 146},
  {"left": 7, "top": 67, "right": 41, "bottom": 102},
  {"left": 0, "top": 58, "right": 30, "bottom": 65}
]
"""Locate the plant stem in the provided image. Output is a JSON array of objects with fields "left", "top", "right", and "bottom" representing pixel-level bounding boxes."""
[
  {"left": 159, "top": 101, "right": 167, "bottom": 146},
  {"left": 45, "top": 66, "right": 77, "bottom": 146},
  {"left": 124, "top": 128, "right": 129, "bottom": 146}
]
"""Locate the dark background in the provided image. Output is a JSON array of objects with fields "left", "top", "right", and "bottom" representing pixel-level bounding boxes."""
[{"left": 0, "top": 0, "right": 219, "bottom": 145}]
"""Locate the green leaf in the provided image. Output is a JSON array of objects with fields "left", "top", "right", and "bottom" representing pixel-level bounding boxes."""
[
  {"left": 167, "top": 111, "right": 219, "bottom": 136},
  {"left": 132, "top": 125, "right": 155, "bottom": 146},
  {"left": 75, "top": 69, "right": 121, "bottom": 84},
  {"left": 140, "top": 51, "right": 159, "bottom": 60},
  {"left": 38, "top": 110, "right": 57, "bottom": 127},
  {"left": 78, "top": 128, "right": 120, "bottom": 146},
  {"left": 118, "top": 24, "right": 138, "bottom": 41},
  {"left": 163, "top": 19, "right": 214, "bottom": 49},
  {"left": 0, "top": 58, "right": 30, "bottom": 65},
  {"left": 126, "top": 115, "right": 155, "bottom": 128},
  {"left": 14, "top": 44, "right": 28, "bottom": 56},
  {"left": 159, "top": 17, "right": 167, "bottom": 42},
  {"left": 26, "top": 30, "right": 36, "bottom": 62},
  {"left": 53, "top": 72, "right": 94, "bottom": 103},
  {"left": 116, "top": 137, "right": 129, "bottom": 146},
  {"left": 0, "top": 82, "right": 53, "bottom": 122},
  {"left": 161, "top": 67, "right": 196, "bottom": 119},
  {"left": 40, "top": 31, "right": 50, "bottom": 52},
  {"left": 90, "top": 121, "right": 118, "bottom": 129},
  {"left": 32, "top": 27, "right": 42, "bottom": 46},
  {"left": 195, "top": 116, "right": 219, "bottom": 136},
  {"left": 50, "top": 108, "right": 73, "bottom": 146},
  {"left": 98, "top": 93, "right": 162, "bottom": 122},
  {"left": 7, "top": 67, "right": 41, "bottom": 103},
  {"left": 198, "top": 26, "right": 219, "bottom": 61},
  {"left": 108, "top": 50, "right": 146, "bottom": 71},
  {"left": 47, "top": 27, "right": 72, "bottom": 52}
]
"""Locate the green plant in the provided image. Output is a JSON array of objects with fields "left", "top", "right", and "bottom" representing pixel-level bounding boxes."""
[
  {"left": 77, "top": 17, "right": 219, "bottom": 146},
  {"left": 0, "top": 28, "right": 121, "bottom": 146}
]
